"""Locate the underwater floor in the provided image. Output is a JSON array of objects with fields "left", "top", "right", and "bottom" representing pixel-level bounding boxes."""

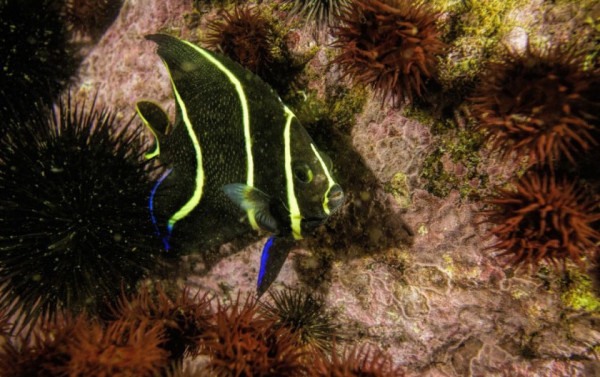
[{"left": 1, "top": 0, "right": 599, "bottom": 376}]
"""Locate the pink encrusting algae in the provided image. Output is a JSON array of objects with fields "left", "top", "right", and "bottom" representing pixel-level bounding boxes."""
[{"left": 2, "top": 0, "right": 599, "bottom": 376}]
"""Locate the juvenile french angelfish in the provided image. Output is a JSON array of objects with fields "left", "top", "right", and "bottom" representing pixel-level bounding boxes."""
[{"left": 136, "top": 34, "right": 344, "bottom": 296}]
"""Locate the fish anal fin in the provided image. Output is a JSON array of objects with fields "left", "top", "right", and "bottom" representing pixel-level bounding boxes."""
[{"left": 257, "top": 236, "right": 295, "bottom": 297}]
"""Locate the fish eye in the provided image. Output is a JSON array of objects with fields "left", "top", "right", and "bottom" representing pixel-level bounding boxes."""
[{"left": 293, "top": 162, "right": 313, "bottom": 183}]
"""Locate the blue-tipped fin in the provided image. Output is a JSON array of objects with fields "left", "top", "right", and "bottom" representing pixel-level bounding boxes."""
[
  {"left": 257, "top": 236, "right": 295, "bottom": 297},
  {"left": 149, "top": 168, "right": 173, "bottom": 251},
  {"left": 223, "top": 183, "right": 278, "bottom": 233},
  {"left": 135, "top": 100, "right": 171, "bottom": 160}
]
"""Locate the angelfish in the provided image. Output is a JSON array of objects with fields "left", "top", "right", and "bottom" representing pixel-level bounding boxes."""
[{"left": 136, "top": 34, "right": 344, "bottom": 296}]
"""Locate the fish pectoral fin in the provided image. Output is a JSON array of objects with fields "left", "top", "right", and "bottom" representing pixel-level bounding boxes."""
[
  {"left": 135, "top": 100, "right": 172, "bottom": 159},
  {"left": 257, "top": 236, "right": 295, "bottom": 297},
  {"left": 222, "top": 183, "right": 278, "bottom": 233}
]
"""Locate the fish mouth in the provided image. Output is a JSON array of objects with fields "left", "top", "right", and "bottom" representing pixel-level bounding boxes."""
[
  {"left": 326, "top": 184, "right": 344, "bottom": 213},
  {"left": 302, "top": 215, "right": 328, "bottom": 229}
]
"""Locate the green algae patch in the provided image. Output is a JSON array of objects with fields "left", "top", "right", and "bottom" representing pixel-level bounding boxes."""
[
  {"left": 421, "top": 127, "right": 487, "bottom": 199},
  {"left": 327, "top": 85, "right": 369, "bottom": 132},
  {"left": 430, "top": 0, "right": 530, "bottom": 92},
  {"left": 583, "top": 15, "right": 600, "bottom": 71},
  {"left": 454, "top": 0, "right": 528, "bottom": 40},
  {"left": 291, "top": 84, "right": 367, "bottom": 134},
  {"left": 401, "top": 105, "right": 454, "bottom": 132},
  {"left": 560, "top": 270, "right": 600, "bottom": 313},
  {"left": 385, "top": 172, "right": 411, "bottom": 209}
]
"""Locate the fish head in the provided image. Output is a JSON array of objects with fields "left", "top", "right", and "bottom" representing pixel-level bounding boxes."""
[{"left": 285, "top": 118, "right": 344, "bottom": 239}]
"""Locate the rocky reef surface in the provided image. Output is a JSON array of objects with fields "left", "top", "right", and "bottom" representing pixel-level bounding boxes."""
[{"left": 74, "top": 0, "right": 600, "bottom": 375}]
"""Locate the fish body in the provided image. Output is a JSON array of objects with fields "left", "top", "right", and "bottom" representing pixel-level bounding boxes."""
[{"left": 137, "top": 34, "right": 344, "bottom": 294}]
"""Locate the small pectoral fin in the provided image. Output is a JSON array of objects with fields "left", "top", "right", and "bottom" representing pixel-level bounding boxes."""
[
  {"left": 222, "top": 183, "right": 278, "bottom": 233},
  {"left": 257, "top": 236, "right": 294, "bottom": 297},
  {"left": 135, "top": 100, "right": 171, "bottom": 159}
]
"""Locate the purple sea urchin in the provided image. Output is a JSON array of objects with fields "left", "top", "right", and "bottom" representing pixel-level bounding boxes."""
[
  {"left": 332, "top": 0, "right": 445, "bottom": 105},
  {"left": 0, "top": 97, "right": 162, "bottom": 330},
  {"left": 260, "top": 287, "right": 340, "bottom": 354},
  {"left": 470, "top": 47, "right": 600, "bottom": 166},
  {"left": 287, "top": 0, "right": 351, "bottom": 27},
  {"left": 0, "top": 0, "right": 78, "bottom": 122},
  {"left": 485, "top": 171, "right": 600, "bottom": 267}
]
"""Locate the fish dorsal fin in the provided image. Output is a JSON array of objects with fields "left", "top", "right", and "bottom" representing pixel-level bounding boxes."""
[
  {"left": 145, "top": 34, "right": 278, "bottom": 105},
  {"left": 135, "top": 100, "right": 171, "bottom": 159},
  {"left": 223, "top": 183, "right": 278, "bottom": 233},
  {"left": 144, "top": 34, "right": 285, "bottom": 142}
]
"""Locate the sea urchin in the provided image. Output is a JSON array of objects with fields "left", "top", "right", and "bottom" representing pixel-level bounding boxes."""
[
  {"left": 112, "top": 284, "right": 214, "bottom": 360},
  {"left": 287, "top": 0, "right": 351, "bottom": 27},
  {"left": 0, "top": 0, "right": 78, "bottom": 122},
  {"left": 64, "top": 0, "right": 124, "bottom": 40},
  {"left": 313, "top": 345, "right": 403, "bottom": 377},
  {"left": 0, "top": 97, "right": 162, "bottom": 329},
  {"left": 470, "top": 47, "right": 600, "bottom": 166},
  {"left": 485, "top": 171, "right": 600, "bottom": 267},
  {"left": 200, "top": 295, "right": 309, "bottom": 376},
  {"left": 332, "top": 0, "right": 445, "bottom": 105},
  {"left": 205, "top": 6, "right": 275, "bottom": 79},
  {"left": 260, "top": 287, "right": 339, "bottom": 354},
  {"left": 0, "top": 315, "right": 168, "bottom": 377},
  {"left": 65, "top": 319, "right": 168, "bottom": 376}
]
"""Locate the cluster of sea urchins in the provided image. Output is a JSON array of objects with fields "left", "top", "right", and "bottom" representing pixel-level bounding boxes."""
[
  {"left": 472, "top": 46, "right": 600, "bottom": 268},
  {"left": 331, "top": 0, "right": 445, "bottom": 105},
  {"left": 0, "top": 97, "right": 162, "bottom": 331},
  {"left": 0, "top": 286, "right": 402, "bottom": 377}
]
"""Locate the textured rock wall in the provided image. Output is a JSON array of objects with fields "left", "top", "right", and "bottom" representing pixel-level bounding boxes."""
[{"left": 75, "top": 1, "right": 600, "bottom": 375}]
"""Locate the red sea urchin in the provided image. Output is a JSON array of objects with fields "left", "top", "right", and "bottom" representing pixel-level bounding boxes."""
[
  {"left": 313, "top": 345, "right": 403, "bottom": 376},
  {"left": 200, "top": 295, "right": 309, "bottom": 377},
  {"left": 205, "top": 6, "right": 275, "bottom": 78},
  {"left": 65, "top": 319, "right": 167, "bottom": 377},
  {"left": 204, "top": 5, "right": 303, "bottom": 95},
  {"left": 485, "top": 171, "right": 600, "bottom": 267},
  {"left": 0, "top": 315, "right": 168, "bottom": 377},
  {"left": 470, "top": 47, "right": 600, "bottom": 166},
  {"left": 332, "top": 0, "right": 445, "bottom": 105},
  {"left": 112, "top": 284, "right": 214, "bottom": 360},
  {"left": 64, "top": 0, "right": 124, "bottom": 40}
]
